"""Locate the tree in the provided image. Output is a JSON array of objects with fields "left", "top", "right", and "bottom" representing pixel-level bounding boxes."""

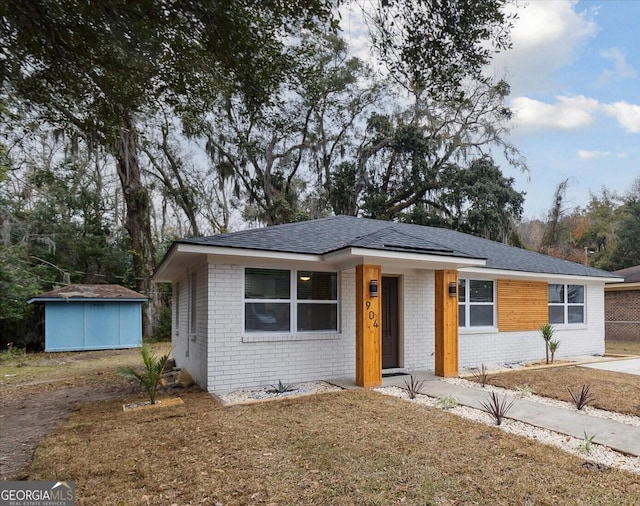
[
  {"left": 193, "top": 32, "right": 382, "bottom": 225},
  {"left": 367, "top": 0, "right": 513, "bottom": 96},
  {"left": 357, "top": 79, "right": 524, "bottom": 228},
  {"left": 1, "top": 0, "right": 337, "bottom": 331},
  {"left": 608, "top": 186, "right": 640, "bottom": 270}
]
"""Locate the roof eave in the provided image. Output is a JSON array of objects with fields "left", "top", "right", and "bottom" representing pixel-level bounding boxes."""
[{"left": 459, "top": 266, "right": 622, "bottom": 283}]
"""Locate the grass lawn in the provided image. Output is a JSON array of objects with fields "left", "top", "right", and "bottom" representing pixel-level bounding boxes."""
[
  {"left": 607, "top": 339, "right": 640, "bottom": 356},
  {"left": 485, "top": 365, "right": 640, "bottom": 416},
  {"left": 0, "top": 343, "right": 171, "bottom": 400},
  {"left": 26, "top": 388, "right": 640, "bottom": 505},
  {"left": 5, "top": 344, "right": 640, "bottom": 504}
]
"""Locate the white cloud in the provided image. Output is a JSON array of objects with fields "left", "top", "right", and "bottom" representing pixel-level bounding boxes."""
[
  {"left": 597, "top": 47, "right": 637, "bottom": 86},
  {"left": 577, "top": 150, "right": 611, "bottom": 160},
  {"left": 490, "top": 1, "right": 598, "bottom": 95},
  {"left": 510, "top": 95, "right": 599, "bottom": 131},
  {"left": 603, "top": 101, "right": 640, "bottom": 133}
]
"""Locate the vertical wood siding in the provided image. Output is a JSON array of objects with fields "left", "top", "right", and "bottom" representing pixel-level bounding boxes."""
[{"left": 434, "top": 270, "right": 459, "bottom": 377}]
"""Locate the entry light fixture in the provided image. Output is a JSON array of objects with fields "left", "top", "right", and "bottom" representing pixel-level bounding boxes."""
[
  {"left": 448, "top": 282, "right": 457, "bottom": 297},
  {"left": 369, "top": 279, "right": 379, "bottom": 297},
  {"left": 299, "top": 275, "right": 311, "bottom": 282}
]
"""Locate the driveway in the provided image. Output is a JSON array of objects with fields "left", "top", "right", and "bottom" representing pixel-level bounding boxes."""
[{"left": 580, "top": 358, "right": 640, "bottom": 376}]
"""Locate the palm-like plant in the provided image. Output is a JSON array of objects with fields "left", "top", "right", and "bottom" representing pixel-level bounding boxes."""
[
  {"left": 548, "top": 339, "right": 560, "bottom": 364},
  {"left": 118, "top": 345, "right": 171, "bottom": 404},
  {"left": 540, "top": 323, "right": 554, "bottom": 364}
]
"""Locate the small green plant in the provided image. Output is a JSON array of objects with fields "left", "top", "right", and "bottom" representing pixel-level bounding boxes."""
[
  {"left": 580, "top": 431, "right": 596, "bottom": 454},
  {"left": 540, "top": 323, "right": 554, "bottom": 364},
  {"left": 0, "top": 343, "right": 26, "bottom": 363},
  {"left": 117, "top": 345, "right": 171, "bottom": 404},
  {"left": 403, "top": 375, "right": 426, "bottom": 399},
  {"left": 266, "top": 380, "right": 296, "bottom": 395},
  {"left": 568, "top": 383, "right": 597, "bottom": 410},
  {"left": 480, "top": 391, "right": 516, "bottom": 426},
  {"left": 436, "top": 395, "right": 459, "bottom": 409},
  {"left": 470, "top": 364, "right": 491, "bottom": 387},
  {"left": 548, "top": 339, "right": 560, "bottom": 363},
  {"left": 515, "top": 384, "right": 534, "bottom": 397}
]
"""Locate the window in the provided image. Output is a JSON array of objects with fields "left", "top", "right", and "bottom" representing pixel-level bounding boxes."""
[
  {"left": 548, "top": 284, "right": 584, "bottom": 324},
  {"left": 244, "top": 268, "right": 338, "bottom": 333},
  {"left": 458, "top": 279, "right": 495, "bottom": 328}
]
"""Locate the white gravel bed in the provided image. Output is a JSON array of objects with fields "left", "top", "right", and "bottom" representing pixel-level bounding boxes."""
[
  {"left": 375, "top": 385, "right": 640, "bottom": 475},
  {"left": 218, "top": 381, "right": 342, "bottom": 405},
  {"left": 445, "top": 377, "right": 640, "bottom": 427}
]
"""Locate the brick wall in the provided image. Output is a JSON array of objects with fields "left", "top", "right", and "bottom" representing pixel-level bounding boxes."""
[
  {"left": 605, "top": 289, "right": 640, "bottom": 341},
  {"left": 206, "top": 265, "right": 356, "bottom": 392},
  {"left": 171, "top": 263, "right": 209, "bottom": 388},
  {"left": 173, "top": 262, "right": 609, "bottom": 391},
  {"left": 459, "top": 283, "right": 605, "bottom": 367},
  {"left": 402, "top": 271, "right": 435, "bottom": 370}
]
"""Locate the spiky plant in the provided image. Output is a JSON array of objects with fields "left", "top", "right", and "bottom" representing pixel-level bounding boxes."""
[
  {"left": 118, "top": 345, "right": 171, "bottom": 404},
  {"left": 266, "top": 380, "right": 296, "bottom": 395},
  {"left": 480, "top": 391, "right": 516, "bottom": 425},
  {"left": 470, "top": 364, "right": 491, "bottom": 387},
  {"left": 403, "top": 375, "right": 426, "bottom": 399},
  {"left": 568, "top": 383, "right": 597, "bottom": 410}
]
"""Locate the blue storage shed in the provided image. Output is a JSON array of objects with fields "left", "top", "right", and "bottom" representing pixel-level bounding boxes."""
[{"left": 27, "top": 284, "right": 147, "bottom": 352}]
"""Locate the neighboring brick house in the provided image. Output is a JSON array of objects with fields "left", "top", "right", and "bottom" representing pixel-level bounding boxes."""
[
  {"left": 154, "top": 216, "right": 620, "bottom": 393},
  {"left": 605, "top": 265, "right": 640, "bottom": 342}
]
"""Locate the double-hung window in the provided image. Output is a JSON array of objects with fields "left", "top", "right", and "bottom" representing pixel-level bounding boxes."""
[
  {"left": 244, "top": 268, "right": 338, "bottom": 333},
  {"left": 458, "top": 279, "right": 495, "bottom": 328},
  {"left": 548, "top": 284, "right": 585, "bottom": 324}
]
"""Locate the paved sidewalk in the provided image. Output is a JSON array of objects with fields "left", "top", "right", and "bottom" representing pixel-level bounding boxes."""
[{"left": 330, "top": 372, "right": 640, "bottom": 457}]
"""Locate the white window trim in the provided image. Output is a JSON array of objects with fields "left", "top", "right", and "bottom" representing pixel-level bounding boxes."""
[
  {"left": 243, "top": 268, "right": 340, "bottom": 335},
  {"left": 458, "top": 278, "right": 496, "bottom": 330},
  {"left": 548, "top": 283, "right": 586, "bottom": 326}
]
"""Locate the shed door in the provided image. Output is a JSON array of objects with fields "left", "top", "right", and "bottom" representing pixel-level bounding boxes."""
[{"left": 382, "top": 277, "right": 399, "bottom": 369}]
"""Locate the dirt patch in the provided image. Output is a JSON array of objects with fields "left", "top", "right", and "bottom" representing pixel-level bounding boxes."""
[
  {"left": 0, "top": 383, "right": 133, "bottom": 480},
  {"left": 0, "top": 344, "right": 172, "bottom": 480}
]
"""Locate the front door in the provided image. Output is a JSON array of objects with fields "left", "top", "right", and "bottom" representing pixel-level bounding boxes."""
[{"left": 382, "top": 277, "right": 399, "bottom": 369}]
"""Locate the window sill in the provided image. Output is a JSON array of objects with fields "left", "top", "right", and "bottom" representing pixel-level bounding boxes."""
[
  {"left": 459, "top": 327, "right": 499, "bottom": 335},
  {"left": 242, "top": 332, "right": 342, "bottom": 343},
  {"left": 550, "top": 324, "right": 588, "bottom": 331}
]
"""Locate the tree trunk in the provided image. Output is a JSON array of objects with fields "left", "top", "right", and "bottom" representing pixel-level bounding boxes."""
[{"left": 111, "top": 116, "right": 157, "bottom": 336}]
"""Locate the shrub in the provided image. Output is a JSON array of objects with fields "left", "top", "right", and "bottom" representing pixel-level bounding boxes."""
[
  {"left": 568, "top": 384, "right": 597, "bottom": 410},
  {"left": 480, "top": 391, "right": 516, "bottom": 425},
  {"left": 118, "top": 344, "right": 171, "bottom": 404},
  {"left": 436, "top": 395, "right": 459, "bottom": 409}
]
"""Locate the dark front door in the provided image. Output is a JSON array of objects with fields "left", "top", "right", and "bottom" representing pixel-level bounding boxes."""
[{"left": 382, "top": 277, "right": 399, "bottom": 369}]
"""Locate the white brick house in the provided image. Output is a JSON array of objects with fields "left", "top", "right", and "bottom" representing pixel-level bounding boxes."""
[{"left": 154, "top": 216, "right": 620, "bottom": 393}]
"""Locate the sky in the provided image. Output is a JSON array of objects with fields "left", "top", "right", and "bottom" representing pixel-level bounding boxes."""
[{"left": 341, "top": 0, "right": 640, "bottom": 219}]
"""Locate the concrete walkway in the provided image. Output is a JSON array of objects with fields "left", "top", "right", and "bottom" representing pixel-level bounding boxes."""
[
  {"left": 329, "top": 372, "right": 640, "bottom": 457},
  {"left": 580, "top": 357, "right": 640, "bottom": 376}
]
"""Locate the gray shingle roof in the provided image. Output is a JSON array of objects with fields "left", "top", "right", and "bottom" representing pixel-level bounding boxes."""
[
  {"left": 614, "top": 265, "right": 640, "bottom": 283},
  {"left": 179, "top": 216, "right": 617, "bottom": 279}
]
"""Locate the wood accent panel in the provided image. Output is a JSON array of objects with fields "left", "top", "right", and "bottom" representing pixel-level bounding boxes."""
[
  {"left": 434, "top": 270, "right": 459, "bottom": 377},
  {"left": 356, "top": 265, "right": 382, "bottom": 387},
  {"left": 497, "top": 280, "right": 548, "bottom": 332}
]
